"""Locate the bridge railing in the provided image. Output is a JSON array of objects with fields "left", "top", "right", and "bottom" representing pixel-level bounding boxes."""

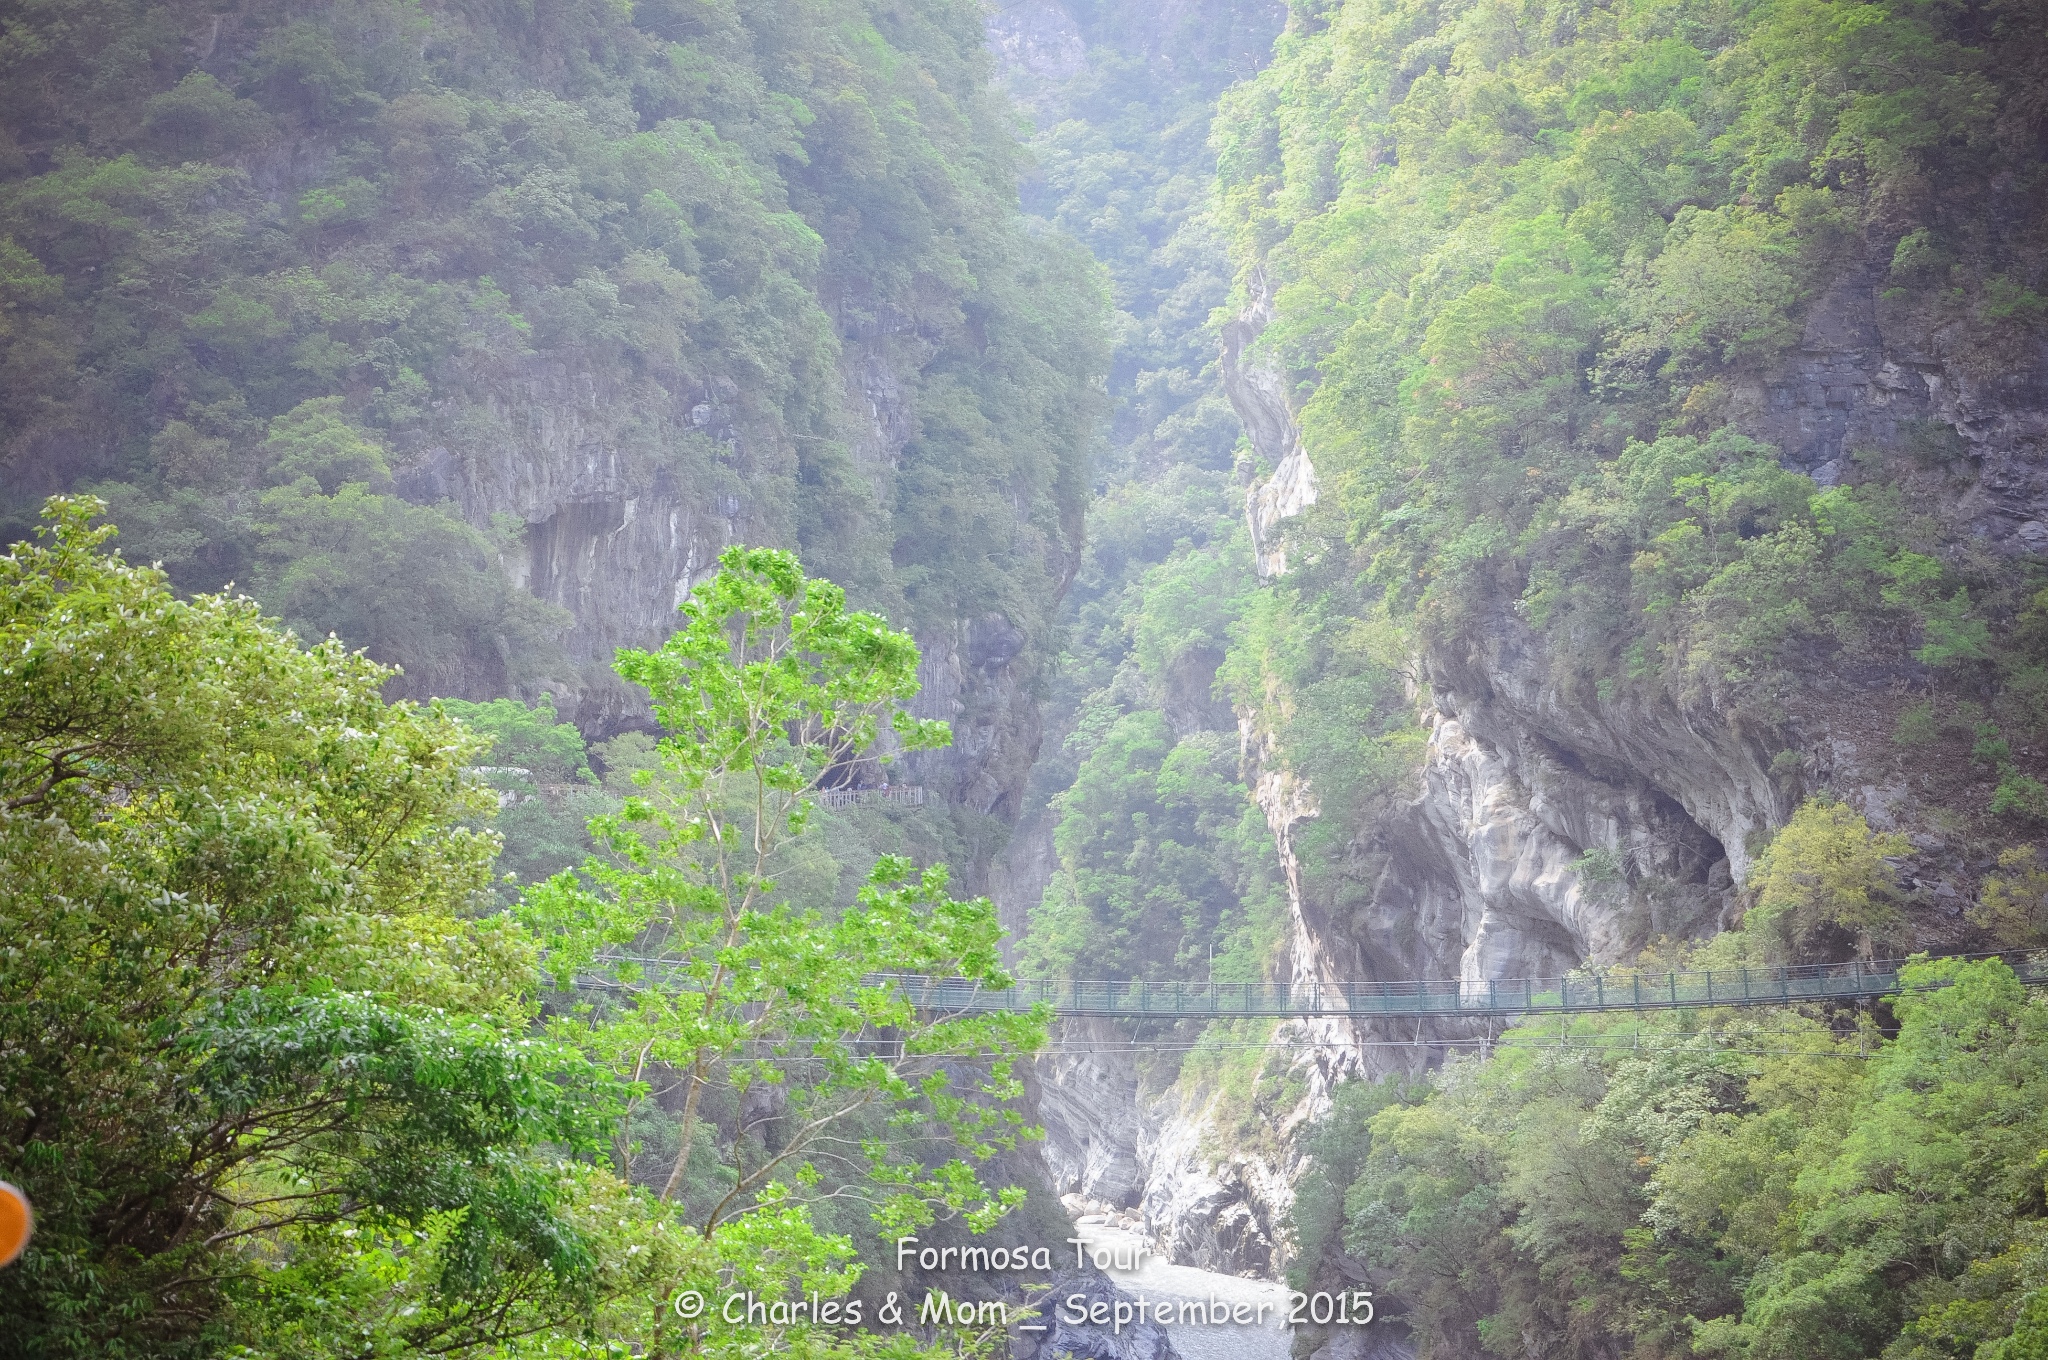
[
  {"left": 575, "top": 953, "right": 2047, "bottom": 1017},
  {"left": 870, "top": 953, "right": 2048, "bottom": 1018},
  {"left": 816, "top": 786, "right": 927, "bottom": 809}
]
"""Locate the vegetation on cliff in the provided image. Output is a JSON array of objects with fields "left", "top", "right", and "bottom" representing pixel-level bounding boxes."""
[
  {"left": 0, "top": 0, "right": 1104, "bottom": 698},
  {"left": 1211, "top": 0, "right": 2048, "bottom": 895},
  {"left": 1011, "top": 0, "right": 2048, "bottom": 989},
  {"left": 1293, "top": 950, "right": 2048, "bottom": 1360},
  {"left": 1008, "top": 0, "right": 1292, "bottom": 988},
  {"left": 1216, "top": 0, "right": 2048, "bottom": 1349},
  {"left": 1284, "top": 801, "right": 2046, "bottom": 1359}
]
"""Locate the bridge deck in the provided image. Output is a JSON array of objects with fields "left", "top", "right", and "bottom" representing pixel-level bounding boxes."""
[{"left": 876, "top": 956, "right": 2048, "bottom": 1019}]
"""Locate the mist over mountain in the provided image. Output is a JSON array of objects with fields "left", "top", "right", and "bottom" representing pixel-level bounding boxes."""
[{"left": 3, "top": 0, "right": 2047, "bottom": 1355}]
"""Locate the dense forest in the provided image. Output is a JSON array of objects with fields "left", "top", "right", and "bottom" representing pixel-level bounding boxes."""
[
  {"left": 1209, "top": 0, "right": 2048, "bottom": 872},
  {"left": 0, "top": 4, "right": 1104, "bottom": 1346},
  {"left": 5, "top": 0, "right": 2048, "bottom": 1355},
  {"left": 0, "top": 0, "right": 1103, "bottom": 714},
  {"left": 1005, "top": 0, "right": 1288, "bottom": 987},
  {"left": 1288, "top": 875, "right": 2048, "bottom": 1360},
  {"left": 1210, "top": 0, "right": 2048, "bottom": 1353},
  {"left": 1, "top": 504, "right": 1057, "bottom": 1356}
]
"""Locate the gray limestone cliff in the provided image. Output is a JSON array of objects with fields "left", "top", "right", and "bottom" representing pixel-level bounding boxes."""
[
  {"left": 393, "top": 307, "right": 1072, "bottom": 824},
  {"left": 985, "top": 0, "right": 1315, "bottom": 1280},
  {"left": 1029, "top": 245, "right": 2048, "bottom": 1282},
  {"left": 1222, "top": 271, "right": 1317, "bottom": 582}
]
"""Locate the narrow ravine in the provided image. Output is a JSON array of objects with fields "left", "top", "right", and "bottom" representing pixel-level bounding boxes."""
[{"left": 982, "top": 0, "right": 1314, "bottom": 1298}]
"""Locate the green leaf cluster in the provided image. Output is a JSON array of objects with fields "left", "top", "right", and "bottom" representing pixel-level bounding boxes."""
[
  {"left": 520, "top": 544, "right": 1047, "bottom": 1245},
  {"left": 1746, "top": 797, "right": 1912, "bottom": 961},
  {"left": 442, "top": 694, "right": 597, "bottom": 786},
  {"left": 1295, "top": 957, "right": 2048, "bottom": 1360},
  {"left": 0, "top": 503, "right": 1042, "bottom": 1359},
  {"left": 1006, "top": 12, "right": 1297, "bottom": 990},
  {"left": 0, "top": 498, "right": 629, "bottom": 1356}
]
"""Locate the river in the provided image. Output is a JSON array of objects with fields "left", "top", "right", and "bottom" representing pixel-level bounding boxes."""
[{"left": 1070, "top": 1216, "right": 1293, "bottom": 1360}]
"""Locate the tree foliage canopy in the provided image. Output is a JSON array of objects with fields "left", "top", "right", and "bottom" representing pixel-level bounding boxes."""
[
  {"left": 1295, "top": 955, "right": 2048, "bottom": 1360},
  {"left": 1207, "top": 0, "right": 2048, "bottom": 903},
  {"left": 0, "top": 503, "right": 1041, "bottom": 1359},
  {"left": 0, "top": 498, "right": 631, "bottom": 1356},
  {"left": 525, "top": 546, "right": 1047, "bottom": 1237}
]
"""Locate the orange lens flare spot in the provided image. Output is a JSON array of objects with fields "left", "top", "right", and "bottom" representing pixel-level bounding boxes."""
[{"left": 0, "top": 1182, "right": 32, "bottom": 1267}]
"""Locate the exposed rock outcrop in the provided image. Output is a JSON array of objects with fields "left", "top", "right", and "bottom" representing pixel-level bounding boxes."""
[
  {"left": 1031, "top": 1016, "right": 1297, "bottom": 1278},
  {"left": 406, "top": 314, "right": 1061, "bottom": 821},
  {"left": 1034, "top": 1019, "right": 1150, "bottom": 1212},
  {"left": 986, "top": 0, "right": 1088, "bottom": 106},
  {"left": 397, "top": 357, "right": 744, "bottom": 722},
  {"left": 1221, "top": 272, "right": 1317, "bottom": 581},
  {"left": 1730, "top": 262, "right": 2048, "bottom": 549},
  {"left": 1061, "top": 240, "right": 2048, "bottom": 1278},
  {"left": 1137, "top": 1082, "right": 1294, "bottom": 1276},
  {"left": 905, "top": 611, "right": 1046, "bottom": 819},
  {"left": 992, "top": 809, "right": 1060, "bottom": 963}
]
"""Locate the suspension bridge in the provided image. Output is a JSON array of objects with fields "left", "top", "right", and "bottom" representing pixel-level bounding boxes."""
[
  {"left": 879, "top": 954, "right": 2048, "bottom": 1020},
  {"left": 582, "top": 953, "right": 2048, "bottom": 1020}
]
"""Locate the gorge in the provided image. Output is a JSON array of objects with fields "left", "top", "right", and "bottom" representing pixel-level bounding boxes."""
[
  {"left": 4, "top": 0, "right": 2047, "bottom": 1355},
  {"left": 997, "top": 0, "right": 2048, "bottom": 1355}
]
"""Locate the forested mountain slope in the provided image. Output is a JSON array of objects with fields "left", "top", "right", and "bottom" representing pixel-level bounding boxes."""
[
  {"left": 8, "top": 0, "right": 2048, "bottom": 1353},
  {"left": 1180, "top": 0, "right": 2048, "bottom": 1352},
  {"left": 991, "top": 0, "right": 2048, "bottom": 1349},
  {"left": 977, "top": 0, "right": 1319, "bottom": 1272},
  {"left": 991, "top": 0, "right": 1286, "bottom": 983},
  {"left": 0, "top": 0, "right": 1104, "bottom": 819},
  {"left": 1215, "top": 0, "right": 2048, "bottom": 987}
]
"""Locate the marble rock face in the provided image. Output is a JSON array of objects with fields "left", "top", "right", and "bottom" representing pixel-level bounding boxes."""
[
  {"left": 391, "top": 311, "right": 1055, "bottom": 826},
  {"left": 1032, "top": 240, "right": 2048, "bottom": 1280}
]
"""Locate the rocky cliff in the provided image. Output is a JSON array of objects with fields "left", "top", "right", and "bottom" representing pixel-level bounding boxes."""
[
  {"left": 1022, "top": 226, "right": 2048, "bottom": 1281},
  {"left": 1272, "top": 244, "right": 2048, "bottom": 1014},
  {"left": 420, "top": 329, "right": 1061, "bottom": 816},
  {"left": 0, "top": 0, "right": 1102, "bottom": 835},
  {"left": 1077, "top": 242, "right": 2048, "bottom": 1280},
  {"left": 991, "top": 0, "right": 2048, "bottom": 1289}
]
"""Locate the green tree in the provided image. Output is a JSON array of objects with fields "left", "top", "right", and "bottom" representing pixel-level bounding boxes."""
[
  {"left": 1748, "top": 798, "right": 1912, "bottom": 960},
  {"left": 521, "top": 546, "right": 1048, "bottom": 1239},
  {"left": 0, "top": 500, "right": 1044, "bottom": 1359},
  {"left": 440, "top": 694, "right": 610, "bottom": 885},
  {"left": 0, "top": 499, "right": 646, "bottom": 1358},
  {"left": 1293, "top": 955, "right": 2048, "bottom": 1360},
  {"left": 1972, "top": 847, "right": 2048, "bottom": 950},
  {"left": 1704, "top": 960, "right": 2048, "bottom": 1360},
  {"left": 439, "top": 694, "right": 594, "bottom": 784}
]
